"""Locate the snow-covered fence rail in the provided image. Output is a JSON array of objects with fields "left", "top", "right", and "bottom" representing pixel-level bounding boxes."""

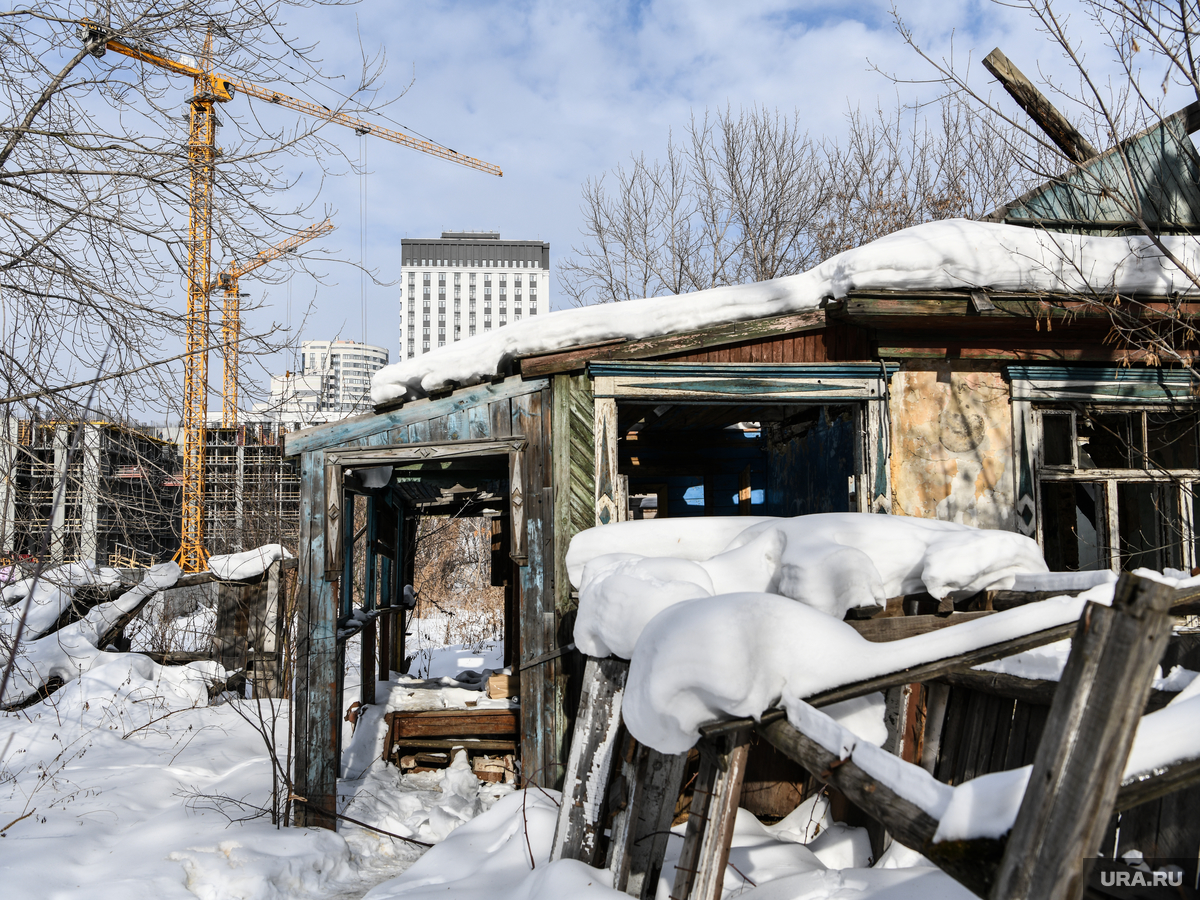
[{"left": 552, "top": 572, "right": 1200, "bottom": 900}]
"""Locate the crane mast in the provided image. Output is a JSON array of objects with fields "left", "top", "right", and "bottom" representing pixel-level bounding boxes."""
[
  {"left": 215, "top": 219, "right": 335, "bottom": 428},
  {"left": 81, "top": 23, "right": 501, "bottom": 571}
]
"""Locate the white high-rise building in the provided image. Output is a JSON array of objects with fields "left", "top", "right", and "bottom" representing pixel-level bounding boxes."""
[
  {"left": 255, "top": 339, "right": 389, "bottom": 426},
  {"left": 399, "top": 232, "right": 549, "bottom": 359}
]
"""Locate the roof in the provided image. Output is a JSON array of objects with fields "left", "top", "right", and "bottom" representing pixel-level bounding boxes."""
[{"left": 371, "top": 219, "right": 1200, "bottom": 404}]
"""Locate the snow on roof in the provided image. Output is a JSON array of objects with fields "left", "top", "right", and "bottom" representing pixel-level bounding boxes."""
[{"left": 371, "top": 218, "right": 1200, "bottom": 403}]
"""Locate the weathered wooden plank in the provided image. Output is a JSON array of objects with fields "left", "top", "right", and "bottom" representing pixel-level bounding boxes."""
[
  {"left": 284, "top": 375, "right": 546, "bottom": 455},
  {"left": 849, "top": 611, "right": 994, "bottom": 642},
  {"left": 550, "top": 657, "right": 629, "bottom": 864},
  {"left": 323, "top": 462, "right": 343, "bottom": 580},
  {"left": 467, "top": 404, "right": 490, "bottom": 440},
  {"left": 594, "top": 397, "right": 626, "bottom": 526},
  {"left": 669, "top": 728, "right": 751, "bottom": 900},
  {"left": 388, "top": 708, "right": 519, "bottom": 738},
  {"left": 990, "top": 573, "right": 1175, "bottom": 900},
  {"left": 519, "top": 311, "right": 827, "bottom": 377},
  {"left": 1117, "top": 757, "right": 1200, "bottom": 812},
  {"left": 756, "top": 715, "right": 996, "bottom": 896},
  {"left": 327, "top": 437, "right": 526, "bottom": 466},
  {"left": 610, "top": 744, "right": 689, "bottom": 898},
  {"left": 983, "top": 48, "right": 1098, "bottom": 162},
  {"left": 294, "top": 450, "right": 339, "bottom": 829}
]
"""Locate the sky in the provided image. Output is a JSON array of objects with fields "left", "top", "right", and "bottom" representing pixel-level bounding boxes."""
[{"left": 169, "top": 0, "right": 1143, "bottom": 411}]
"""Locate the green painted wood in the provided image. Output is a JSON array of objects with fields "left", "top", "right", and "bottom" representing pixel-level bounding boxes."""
[
  {"left": 284, "top": 375, "right": 547, "bottom": 455},
  {"left": 552, "top": 373, "right": 595, "bottom": 615},
  {"left": 294, "top": 450, "right": 338, "bottom": 829},
  {"left": 1008, "top": 364, "right": 1200, "bottom": 403},
  {"left": 999, "top": 114, "right": 1200, "bottom": 231}
]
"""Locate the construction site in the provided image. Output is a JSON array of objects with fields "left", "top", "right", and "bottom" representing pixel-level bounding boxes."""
[{"left": 0, "top": 416, "right": 300, "bottom": 568}]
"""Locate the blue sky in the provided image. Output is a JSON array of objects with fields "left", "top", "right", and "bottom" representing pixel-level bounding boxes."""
[{"left": 204, "top": 0, "right": 1117, "bottom": 407}]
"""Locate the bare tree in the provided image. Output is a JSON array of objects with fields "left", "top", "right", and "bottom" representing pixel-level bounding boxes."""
[
  {"left": 0, "top": 0, "right": 400, "bottom": 567},
  {"left": 559, "top": 98, "right": 1041, "bottom": 306},
  {"left": 891, "top": 0, "right": 1200, "bottom": 365}
]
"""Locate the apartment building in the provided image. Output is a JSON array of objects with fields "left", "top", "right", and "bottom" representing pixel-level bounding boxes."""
[{"left": 399, "top": 232, "right": 550, "bottom": 359}]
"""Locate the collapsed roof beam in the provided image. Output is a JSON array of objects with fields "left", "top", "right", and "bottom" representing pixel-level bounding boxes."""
[{"left": 983, "top": 47, "right": 1100, "bottom": 164}]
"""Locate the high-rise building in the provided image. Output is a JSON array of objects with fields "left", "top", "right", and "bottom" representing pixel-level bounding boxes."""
[
  {"left": 399, "top": 232, "right": 550, "bottom": 359},
  {"left": 255, "top": 339, "right": 389, "bottom": 427}
]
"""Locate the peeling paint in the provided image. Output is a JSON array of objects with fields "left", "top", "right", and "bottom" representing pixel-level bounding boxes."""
[{"left": 889, "top": 362, "right": 1015, "bottom": 530}]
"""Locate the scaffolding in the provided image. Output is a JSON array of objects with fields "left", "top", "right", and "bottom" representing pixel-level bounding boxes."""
[
  {"left": 5, "top": 419, "right": 180, "bottom": 566},
  {"left": 1, "top": 418, "right": 299, "bottom": 567},
  {"left": 202, "top": 421, "right": 300, "bottom": 557}
]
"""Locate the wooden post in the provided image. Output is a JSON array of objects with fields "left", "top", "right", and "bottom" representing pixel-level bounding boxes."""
[
  {"left": 609, "top": 743, "right": 689, "bottom": 899},
  {"left": 361, "top": 495, "right": 378, "bottom": 707},
  {"left": 982, "top": 48, "right": 1100, "bottom": 164},
  {"left": 550, "top": 656, "right": 629, "bottom": 863},
  {"left": 378, "top": 553, "right": 392, "bottom": 684},
  {"left": 294, "top": 450, "right": 338, "bottom": 829},
  {"left": 595, "top": 397, "right": 627, "bottom": 526},
  {"left": 989, "top": 572, "right": 1174, "bottom": 900},
  {"left": 670, "top": 727, "right": 751, "bottom": 900}
]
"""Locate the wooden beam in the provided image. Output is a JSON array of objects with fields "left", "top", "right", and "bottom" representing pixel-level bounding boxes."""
[
  {"left": 550, "top": 657, "right": 629, "bottom": 864},
  {"left": 982, "top": 48, "right": 1100, "bottom": 163},
  {"left": 284, "top": 375, "right": 545, "bottom": 456},
  {"left": 848, "top": 611, "right": 994, "bottom": 642},
  {"left": 755, "top": 716, "right": 996, "bottom": 895},
  {"left": 609, "top": 743, "right": 689, "bottom": 898},
  {"left": 519, "top": 311, "right": 826, "bottom": 377},
  {"left": 990, "top": 573, "right": 1174, "bottom": 900},
  {"left": 669, "top": 727, "right": 751, "bottom": 900}
]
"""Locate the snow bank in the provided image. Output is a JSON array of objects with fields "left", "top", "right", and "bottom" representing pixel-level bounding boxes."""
[
  {"left": 363, "top": 789, "right": 621, "bottom": 900},
  {"left": 621, "top": 585, "right": 1109, "bottom": 754},
  {"left": 573, "top": 514, "right": 1048, "bottom": 658},
  {"left": 2, "top": 561, "right": 181, "bottom": 707},
  {"left": 373, "top": 219, "right": 1200, "bottom": 402},
  {"left": 0, "top": 561, "right": 121, "bottom": 641},
  {"left": 208, "top": 544, "right": 294, "bottom": 580}
]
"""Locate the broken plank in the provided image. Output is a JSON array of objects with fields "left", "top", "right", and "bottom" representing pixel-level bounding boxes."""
[
  {"left": 550, "top": 656, "right": 629, "bottom": 865},
  {"left": 609, "top": 743, "right": 689, "bottom": 899},
  {"left": 755, "top": 715, "right": 998, "bottom": 896},
  {"left": 669, "top": 727, "right": 751, "bottom": 900}
]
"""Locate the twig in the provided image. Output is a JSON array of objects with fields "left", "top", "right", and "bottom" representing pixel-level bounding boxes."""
[
  {"left": 292, "top": 799, "right": 433, "bottom": 847},
  {"left": 0, "top": 808, "right": 35, "bottom": 834}
]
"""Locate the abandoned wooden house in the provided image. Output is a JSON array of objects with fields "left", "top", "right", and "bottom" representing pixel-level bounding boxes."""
[{"left": 281, "top": 54, "right": 1200, "bottom": 900}]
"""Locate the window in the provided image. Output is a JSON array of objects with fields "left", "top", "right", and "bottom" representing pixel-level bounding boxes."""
[
  {"left": 470, "top": 273, "right": 476, "bottom": 285},
  {"left": 454, "top": 272, "right": 461, "bottom": 285},
  {"left": 1035, "top": 407, "right": 1200, "bottom": 572},
  {"left": 439, "top": 273, "right": 446, "bottom": 284},
  {"left": 408, "top": 272, "right": 415, "bottom": 284},
  {"left": 423, "top": 273, "right": 431, "bottom": 284},
  {"left": 484, "top": 274, "right": 492, "bottom": 285},
  {"left": 530, "top": 305, "right": 537, "bottom": 315},
  {"left": 423, "top": 341, "right": 430, "bottom": 352},
  {"left": 470, "top": 326, "right": 476, "bottom": 336},
  {"left": 499, "top": 274, "right": 507, "bottom": 286}
]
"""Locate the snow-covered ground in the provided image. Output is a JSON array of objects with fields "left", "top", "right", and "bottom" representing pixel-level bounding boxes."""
[{"left": 4, "top": 517, "right": 1199, "bottom": 899}]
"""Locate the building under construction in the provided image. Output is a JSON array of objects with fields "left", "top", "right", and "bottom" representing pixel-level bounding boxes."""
[{"left": 0, "top": 417, "right": 299, "bottom": 567}]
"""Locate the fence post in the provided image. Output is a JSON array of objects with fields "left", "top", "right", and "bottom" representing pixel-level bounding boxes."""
[{"left": 989, "top": 572, "right": 1174, "bottom": 900}]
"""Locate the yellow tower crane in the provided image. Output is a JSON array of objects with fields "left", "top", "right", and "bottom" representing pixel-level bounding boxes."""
[
  {"left": 80, "top": 22, "right": 503, "bottom": 572},
  {"left": 213, "top": 219, "right": 336, "bottom": 429}
]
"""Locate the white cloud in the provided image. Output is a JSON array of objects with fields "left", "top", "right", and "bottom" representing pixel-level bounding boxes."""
[{"left": 209, "top": 0, "right": 1162, "bottom": 406}]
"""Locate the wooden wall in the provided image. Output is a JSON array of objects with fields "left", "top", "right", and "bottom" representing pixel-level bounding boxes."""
[{"left": 659, "top": 322, "right": 870, "bottom": 364}]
